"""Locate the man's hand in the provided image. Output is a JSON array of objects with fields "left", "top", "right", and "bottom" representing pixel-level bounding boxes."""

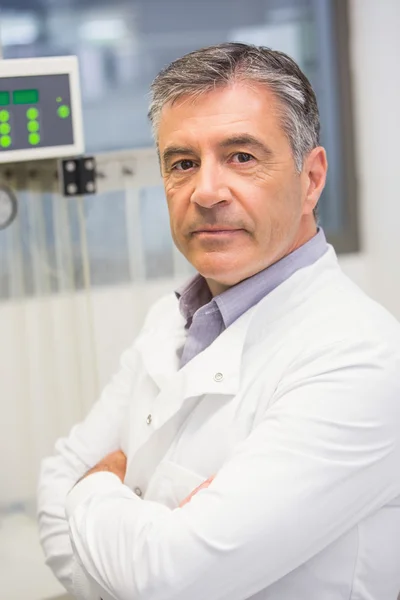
[
  {"left": 76, "top": 451, "right": 213, "bottom": 505},
  {"left": 79, "top": 450, "right": 127, "bottom": 484},
  {"left": 179, "top": 475, "right": 215, "bottom": 508}
]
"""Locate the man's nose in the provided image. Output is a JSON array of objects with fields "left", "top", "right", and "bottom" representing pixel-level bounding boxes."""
[{"left": 190, "top": 163, "right": 232, "bottom": 208}]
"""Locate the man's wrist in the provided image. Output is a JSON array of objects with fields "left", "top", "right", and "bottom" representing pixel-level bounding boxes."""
[
  {"left": 67, "top": 471, "right": 124, "bottom": 518},
  {"left": 73, "top": 450, "right": 127, "bottom": 491},
  {"left": 74, "top": 464, "right": 114, "bottom": 490}
]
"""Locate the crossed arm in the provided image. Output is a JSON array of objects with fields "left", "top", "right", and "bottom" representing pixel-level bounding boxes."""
[
  {"left": 38, "top": 339, "right": 400, "bottom": 600},
  {"left": 78, "top": 449, "right": 214, "bottom": 505}
]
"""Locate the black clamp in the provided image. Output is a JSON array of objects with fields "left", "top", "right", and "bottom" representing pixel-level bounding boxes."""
[{"left": 60, "top": 156, "right": 97, "bottom": 197}]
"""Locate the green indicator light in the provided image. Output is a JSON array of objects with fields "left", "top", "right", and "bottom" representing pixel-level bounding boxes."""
[
  {"left": 0, "top": 92, "right": 10, "bottom": 106},
  {"left": 0, "top": 123, "right": 11, "bottom": 135},
  {"left": 58, "top": 105, "right": 70, "bottom": 119},
  {"left": 56, "top": 97, "right": 62, "bottom": 103},
  {"left": 0, "top": 135, "right": 11, "bottom": 148},
  {"left": 0, "top": 110, "right": 10, "bottom": 122},
  {"left": 27, "top": 107, "right": 39, "bottom": 120},
  {"left": 27, "top": 120, "right": 39, "bottom": 133},
  {"left": 29, "top": 133, "right": 41, "bottom": 146}
]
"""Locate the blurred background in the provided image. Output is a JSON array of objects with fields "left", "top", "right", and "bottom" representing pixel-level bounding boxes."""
[{"left": 0, "top": 0, "right": 399, "bottom": 598}]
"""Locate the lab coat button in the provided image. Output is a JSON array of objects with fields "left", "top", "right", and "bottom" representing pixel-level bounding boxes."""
[
  {"left": 146, "top": 414, "right": 152, "bottom": 425},
  {"left": 134, "top": 487, "right": 142, "bottom": 497},
  {"left": 214, "top": 372, "right": 224, "bottom": 382}
]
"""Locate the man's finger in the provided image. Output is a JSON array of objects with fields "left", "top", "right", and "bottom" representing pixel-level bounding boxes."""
[{"left": 179, "top": 475, "right": 215, "bottom": 508}]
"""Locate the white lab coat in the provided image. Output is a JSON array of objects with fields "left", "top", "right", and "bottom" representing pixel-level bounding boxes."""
[{"left": 38, "top": 245, "right": 400, "bottom": 600}]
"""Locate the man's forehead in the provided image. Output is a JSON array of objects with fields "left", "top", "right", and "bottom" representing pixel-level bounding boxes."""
[
  {"left": 157, "top": 82, "right": 281, "bottom": 148},
  {"left": 159, "top": 82, "right": 279, "bottom": 123}
]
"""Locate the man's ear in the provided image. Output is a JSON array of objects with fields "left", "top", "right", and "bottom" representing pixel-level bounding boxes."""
[{"left": 302, "top": 146, "right": 328, "bottom": 216}]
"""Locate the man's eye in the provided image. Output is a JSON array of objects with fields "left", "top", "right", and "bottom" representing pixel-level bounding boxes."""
[
  {"left": 232, "top": 153, "right": 254, "bottom": 163},
  {"left": 173, "top": 160, "right": 195, "bottom": 171}
]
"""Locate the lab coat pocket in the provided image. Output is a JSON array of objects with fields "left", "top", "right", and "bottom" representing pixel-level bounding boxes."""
[{"left": 144, "top": 459, "right": 206, "bottom": 509}]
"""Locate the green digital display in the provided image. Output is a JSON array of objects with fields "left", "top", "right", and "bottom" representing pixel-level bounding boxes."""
[
  {"left": 0, "top": 73, "right": 74, "bottom": 153},
  {"left": 13, "top": 89, "right": 39, "bottom": 105},
  {"left": 0, "top": 92, "right": 10, "bottom": 106}
]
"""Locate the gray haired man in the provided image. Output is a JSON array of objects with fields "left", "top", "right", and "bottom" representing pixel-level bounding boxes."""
[{"left": 38, "top": 43, "right": 400, "bottom": 600}]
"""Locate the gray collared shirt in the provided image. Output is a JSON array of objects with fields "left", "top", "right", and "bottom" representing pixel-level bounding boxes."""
[{"left": 175, "top": 228, "right": 328, "bottom": 368}]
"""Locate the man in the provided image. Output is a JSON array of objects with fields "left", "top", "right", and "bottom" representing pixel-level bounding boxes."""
[{"left": 38, "top": 43, "right": 400, "bottom": 600}]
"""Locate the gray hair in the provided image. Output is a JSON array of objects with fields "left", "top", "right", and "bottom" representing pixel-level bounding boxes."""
[{"left": 148, "top": 42, "right": 321, "bottom": 173}]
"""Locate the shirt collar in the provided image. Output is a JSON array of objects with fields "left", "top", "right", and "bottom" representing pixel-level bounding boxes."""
[{"left": 175, "top": 227, "right": 328, "bottom": 328}]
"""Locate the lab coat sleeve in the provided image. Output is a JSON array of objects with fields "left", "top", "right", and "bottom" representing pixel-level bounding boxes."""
[
  {"left": 37, "top": 343, "right": 140, "bottom": 599},
  {"left": 65, "top": 337, "right": 400, "bottom": 600}
]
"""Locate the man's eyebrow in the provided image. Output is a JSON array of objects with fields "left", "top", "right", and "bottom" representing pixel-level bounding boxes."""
[
  {"left": 162, "top": 146, "right": 196, "bottom": 166},
  {"left": 161, "top": 135, "right": 273, "bottom": 166},
  {"left": 219, "top": 135, "right": 273, "bottom": 155}
]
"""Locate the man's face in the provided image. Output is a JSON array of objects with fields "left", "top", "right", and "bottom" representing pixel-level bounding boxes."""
[{"left": 158, "top": 82, "right": 325, "bottom": 295}]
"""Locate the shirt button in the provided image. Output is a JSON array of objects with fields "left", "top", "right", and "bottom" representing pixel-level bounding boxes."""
[
  {"left": 214, "top": 372, "right": 224, "bottom": 382},
  {"left": 146, "top": 414, "right": 152, "bottom": 425},
  {"left": 134, "top": 487, "right": 142, "bottom": 497}
]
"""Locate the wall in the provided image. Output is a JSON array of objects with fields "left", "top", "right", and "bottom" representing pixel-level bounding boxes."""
[
  {"left": 341, "top": 0, "right": 400, "bottom": 319},
  {"left": 0, "top": 278, "right": 182, "bottom": 507}
]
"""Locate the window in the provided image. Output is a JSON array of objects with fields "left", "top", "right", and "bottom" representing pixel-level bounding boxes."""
[{"left": 0, "top": 0, "right": 358, "bottom": 299}]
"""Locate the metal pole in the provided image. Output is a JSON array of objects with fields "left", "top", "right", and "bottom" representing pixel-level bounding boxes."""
[{"left": 0, "top": 11, "right": 3, "bottom": 60}]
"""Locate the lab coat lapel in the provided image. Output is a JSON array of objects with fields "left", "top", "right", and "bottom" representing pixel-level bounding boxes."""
[
  {"left": 142, "top": 302, "right": 258, "bottom": 431},
  {"left": 124, "top": 303, "right": 257, "bottom": 493},
  {"left": 135, "top": 307, "right": 187, "bottom": 391}
]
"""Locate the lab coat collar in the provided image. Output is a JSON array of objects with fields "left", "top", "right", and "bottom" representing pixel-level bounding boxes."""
[
  {"left": 135, "top": 301, "right": 258, "bottom": 431},
  {"left": 135, "top": 245, "right": 340, "bottom": 431}
]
